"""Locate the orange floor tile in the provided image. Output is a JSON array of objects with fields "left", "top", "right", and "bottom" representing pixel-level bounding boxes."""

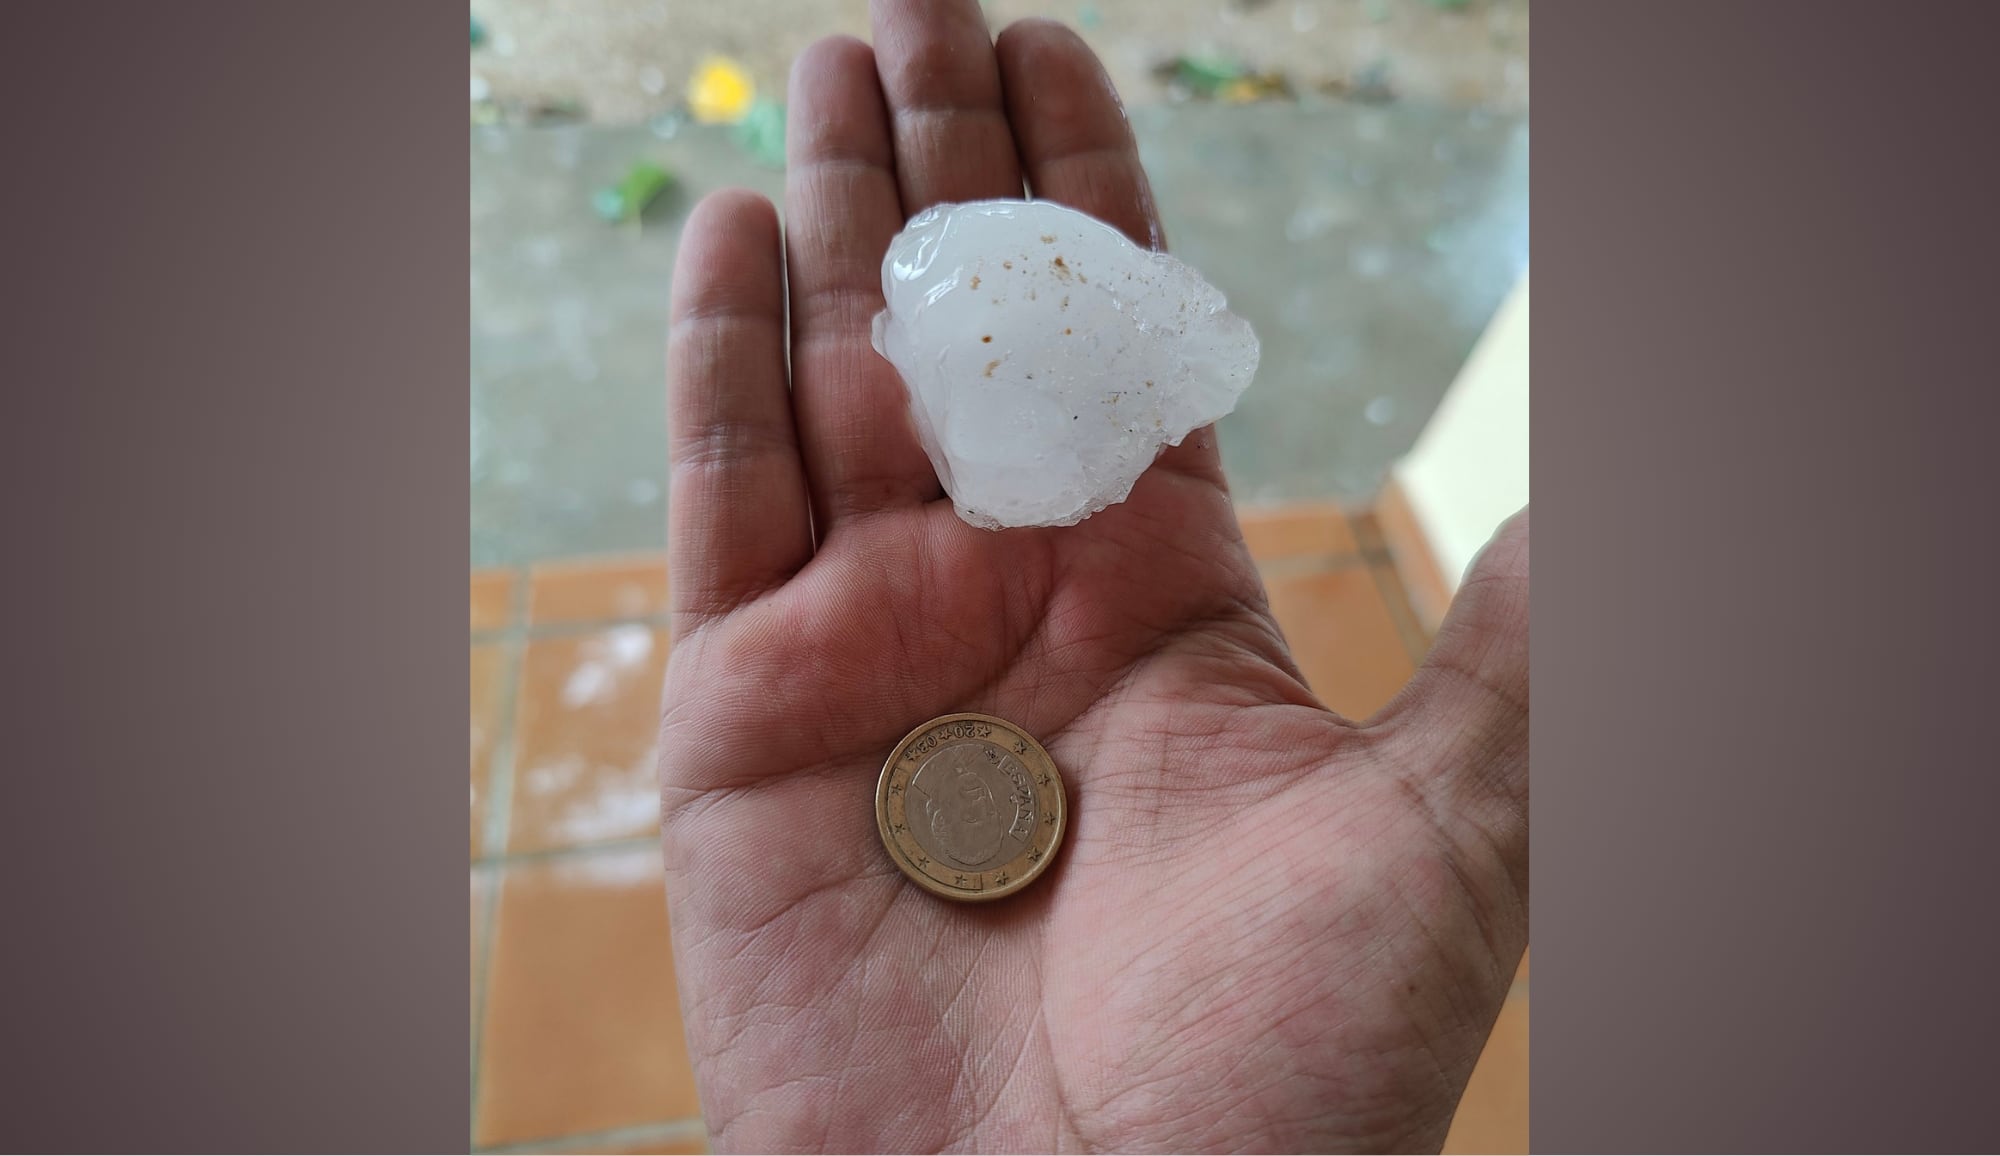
[
  {"left": 471, "top": 870, "right": 489, "bottom": 1037},
  {"left": 529, "top": 555, "right": 671, "bottom": 626},
  {"left": 563, "top": 1133, "right": 710, "bottom": 1155},
  {"left": 475, "top": 847, "right": 701, "bottom": 1148},
  {"left": 471, "top": 568, "right": 517, "bottom": 633},
  {"left": 507, "top": 625, "right": 670, "bottom": 854},
  {"left": 470, "top": 644, "right": 508, "bottom": 859},
  {"left": 467, "top": 508, "right": 1523, "bottom": 1152},
  {"left": 1442, "top": 991, "right": 1530, "bottom": 1154},
  {"left": 1238, "top": 501, "right": 1362, "bottom": 563},
  {"left": 1262, "top": 564, "right": 1421, "bottom": 719},
  {"left": 1374, "top": 477, "right": 1455, "bottom": 636}
]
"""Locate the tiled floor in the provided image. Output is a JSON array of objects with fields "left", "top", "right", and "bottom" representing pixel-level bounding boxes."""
[{"left": 468, "top": 504, "right": 1527, "bottom": 1154}]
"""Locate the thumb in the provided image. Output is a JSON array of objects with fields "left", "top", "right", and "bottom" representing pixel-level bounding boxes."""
[{"left": 1374, "top": 506, "right": 1530, "bottom": 898}]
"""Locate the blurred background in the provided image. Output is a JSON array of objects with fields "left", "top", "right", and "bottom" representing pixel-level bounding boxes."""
[{"left": 470, "top": 1, "right": 1529, "bottom": 1151}]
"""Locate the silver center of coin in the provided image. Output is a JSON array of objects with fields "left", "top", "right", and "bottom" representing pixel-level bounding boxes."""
[{"left": 907, "top": 741, "right": 1038, "bottom": 868}]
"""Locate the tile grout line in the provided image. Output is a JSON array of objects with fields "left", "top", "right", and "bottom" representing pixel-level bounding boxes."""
[
  {"left": 1369, "top": 558, "right": 1436, "bottom": 669},
  {"left": 472, "top": 1114, "right": 708, "bottom": 1155},
  {"left": 473, "top": 833, "right": 661, "bottom": 870},
  {"left": 469, "top": 860, "right": 499, "bottom": 1142},
  {"left": 479, "top": 567, "right": 536, "bottom": 857},
  {"left": 471, "top": 565, "right": 534, "bottom": 1146},
  {"left": 471, "top": 609, "right": 674, "bottom": 648},
  {"left": 1348, "top": 509, "right": 1435, "bottom": 667}
]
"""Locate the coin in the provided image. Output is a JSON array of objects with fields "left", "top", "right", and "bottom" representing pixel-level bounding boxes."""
[{"left": 877, "top": 713, "right": 1068, "bottom": 902}]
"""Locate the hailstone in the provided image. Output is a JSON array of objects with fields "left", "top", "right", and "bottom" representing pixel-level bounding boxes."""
[{"left": 870, "top": 199, "right": 1259, "bottom": 530}]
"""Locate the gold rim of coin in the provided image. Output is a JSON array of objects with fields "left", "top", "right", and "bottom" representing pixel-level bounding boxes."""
[{"left": 876, "top": 713, "right": 1068, "bottom": 903}]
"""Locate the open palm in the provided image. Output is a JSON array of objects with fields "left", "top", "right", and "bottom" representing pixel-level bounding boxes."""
[{"left": 657, "top": 5, "right": 1529, "bottom": 1152}]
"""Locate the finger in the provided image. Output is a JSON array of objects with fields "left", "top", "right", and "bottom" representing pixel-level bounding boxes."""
[
  {"left": 785, "top": 37, "right": 943, "bottom": 527},
  {"left": 666, "top": 190, "right": 811, "bottom": 634},
  {"left": 995, "top": 18, "right": 1225, "bottom": 484},
  {"left": 1374, "top": 508, "right": 1530, "bottom": 894},
  {"left": 996, "top": 18, "right": 1161, "bottom": 248},
  {"left": 871, "top": 0, "right": 1025, "bottom": 212}
]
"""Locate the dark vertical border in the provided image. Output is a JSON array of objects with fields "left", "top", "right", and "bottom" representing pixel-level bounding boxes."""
[
  {"left": 1, "top": 4, "right": 465, "bottom": 1150},
  {"left": 1537, "top": 2, "right": 2000, "bottom": 1150}
]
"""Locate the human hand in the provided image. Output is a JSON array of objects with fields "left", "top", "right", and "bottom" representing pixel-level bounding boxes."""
[{"left": 657, "top": 3, "right": 1529, "bottom": 1151}]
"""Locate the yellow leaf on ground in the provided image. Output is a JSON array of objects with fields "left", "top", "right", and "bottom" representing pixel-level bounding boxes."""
[{"left": 688, "top": 57, "right": 755, "bottom": 124}]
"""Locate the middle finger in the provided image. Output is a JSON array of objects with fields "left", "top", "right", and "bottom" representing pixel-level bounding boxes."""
[{"left": 871, "top": 0, "right": 1025, "bottom": 212}]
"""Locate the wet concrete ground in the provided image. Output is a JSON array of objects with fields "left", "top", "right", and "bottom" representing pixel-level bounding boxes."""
[
  {"left": 470, "top": 101, "right": 1527, "bottom": 566},
  {"left": 469, "top": 0, "right": 1531, "bottom": 126}
]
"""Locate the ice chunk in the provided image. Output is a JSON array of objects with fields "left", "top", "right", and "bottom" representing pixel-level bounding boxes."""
[{"left": 871, "top": 199, "right": 1259, "bottom": 529}]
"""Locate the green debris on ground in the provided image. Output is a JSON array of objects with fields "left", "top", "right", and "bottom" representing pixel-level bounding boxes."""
[
  {"left": 592, "top": 160, "right": 676, "bottom": 224},
  {"left": 1153, "top": 55, "right": 1295, "bottom": 103},
  {"left": 473, "top": 96, "right": 588, "bottom": 128},
  {"left": 733, "top": 97, "right": 787, "bottom": 169}
]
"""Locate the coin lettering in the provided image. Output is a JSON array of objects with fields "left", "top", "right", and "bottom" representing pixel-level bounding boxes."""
[{"left": 877, "top": 713, "right": 1067, "bottom": 902}]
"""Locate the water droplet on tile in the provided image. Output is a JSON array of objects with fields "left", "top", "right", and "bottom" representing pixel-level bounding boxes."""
[
  {"left": 1365, "top": 397, "right": 1396, "bottom": 426},
  {"left": 559, "top": 849, "right": 661, "bottom": 887},
  {"left": 527, "top": 760, "right": 585, "bottom": 796},
  {"left": 554, "top": 779, "right": 661, "bottom": 846},
  {"left": 601, "top": 625, "right": 655, "bottom": 665}
]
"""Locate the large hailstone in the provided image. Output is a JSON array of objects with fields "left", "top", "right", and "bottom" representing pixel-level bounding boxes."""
[{"left": 871, "top": 199, "right": 1259, "bottom": 529}]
